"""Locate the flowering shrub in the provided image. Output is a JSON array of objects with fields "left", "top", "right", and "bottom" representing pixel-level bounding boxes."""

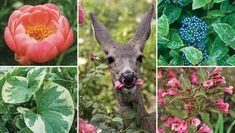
[
  {"left": 0, "top": 0, "right": 77, "bottom": 65},
  {"left": 0, "top": 67, "right": 77, "bottom": 133},
  {"left": 158, "top": 0, "right": 235, "bottom": 66},
  {"left": 158, "top": 67, "right": 235, "bottom": 132}
]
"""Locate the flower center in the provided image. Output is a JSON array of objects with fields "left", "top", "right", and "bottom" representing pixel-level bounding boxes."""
[{"left": 26, "top": 25, "right": 53, "bottom": 41}]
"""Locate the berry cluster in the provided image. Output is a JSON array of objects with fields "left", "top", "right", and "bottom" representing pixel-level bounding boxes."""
[
  {"left": 164, "top": 0, "right": 183, "bottom": 6},
  {"left": 179, "top": 16, "right": 208, "bottom": 65}
]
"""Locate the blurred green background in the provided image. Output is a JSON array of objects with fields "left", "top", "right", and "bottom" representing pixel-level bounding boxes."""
[
  {"left": 0, "top": 0, "right": 77, "bottom": 65},
  {"left": 79, "top": 0, "right": 156, "bottom": 120}
]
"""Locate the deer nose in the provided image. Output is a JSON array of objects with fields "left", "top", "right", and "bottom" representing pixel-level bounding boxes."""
[{"left": 121, "top": 71, "right": 135, "bottom": 84}]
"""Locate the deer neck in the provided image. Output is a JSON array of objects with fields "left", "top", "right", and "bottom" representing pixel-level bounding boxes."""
[{"left": 115, "top": 85, "right": 146, "bottom": 116}]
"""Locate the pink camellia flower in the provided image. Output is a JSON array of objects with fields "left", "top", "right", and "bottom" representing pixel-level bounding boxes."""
[
  {"left": 191, "top": 118, "right": 201, "bottom": 127},
  {"left": 79, "top": 118, "right": 96, "bottom": 133},
  {"left": 158, "top": 128, "right": 165, "bottom": 133},
  {"left": 216, "top": 98, "right": 229, "bottom": 114},
  {"left": 4, "top": 3, "right": 74, "bottom": 65},
  {"left": 203, "top": 80, "right": 214, "bottom": 88},
  {"left": 190, "top": 72, "right": 199, "bottom": 85},
  {"left": 184, "top": 103, "right": 193, "bottom": 110},
  {"left": 167, "top": 78, "right": 181, "bottom": 88},
  {"left": 212, "top": 67, "right": 222, "bottom": 74},
  {"left": 199, "top": 124, "right": 212, "bottom": 133},
  {"left": 79, "top": 4, "right": 86, "bottom": 24},
  {"left": 224, "top": 86, "right": 233, "bottom": 95}
]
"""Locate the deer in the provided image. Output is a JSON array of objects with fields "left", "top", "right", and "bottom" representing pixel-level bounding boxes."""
[{"left": 90, "top": 5, "right": 156, "bottom": 133}]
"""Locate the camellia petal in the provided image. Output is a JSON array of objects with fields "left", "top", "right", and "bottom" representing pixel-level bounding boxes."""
[{"left": 4, "top": 3, "right": 74, "bottom": 65}]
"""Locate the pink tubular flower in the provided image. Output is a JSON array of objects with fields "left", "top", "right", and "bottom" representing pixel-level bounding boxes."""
[
  {"left": 190, "top": 72, "right": 199, "bottom": 85},
  {"left": 203, "top": 80, "right": 214, "bottom": 88},
  {"left": 184, "top": 103, "right": 193, "bottom": 110},
  {"left": 158, "top": 88, "right": 166, "bottom": 105},
  {"left": 158, "top": 128, "right": 165, "bottom": 133},
  {"left": 79, "top": 4, "right": 86, "bottom": 24},
  {"left": 167, "top": 78, "right": 181, "bottom": 88},
  {"left": 224, "top": 86, "right": 233, "bottom": 95},
  {"left": 172, "top": 120, "right": 188, "bottom": 133},
  {"left": 199, "top": 124, "right": 212, "bottom": 133},
  {"left": 216, "top": 78, "right": 226, "bottom": 85},
  {"left": 212, "top": 67, "right": 222, "bottom": 74},
  {"left": 4, "top": 3, "right": 74, "bottom": 65},
  {"left": 168, "top": 69, "right": 176, "bottom": 79},
  {"left": 216, "top": 98, "right": 229, "bottom": 114},
  {"left": 164, "top": 117, "right": 181, "bottom": 127},
  {"left": 191, "top": 118, "right": 201, "bottom": 127},
  {"left": 79, "top": 118, "right": 96, "bottom": 133}
]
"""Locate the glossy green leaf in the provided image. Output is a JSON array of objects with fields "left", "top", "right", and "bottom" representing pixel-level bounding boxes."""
[
  {"left": 193, "top": 0, "right": 211, "bottom": 10},
  {"left": 181, "top": 46, "right": 203, "bottom": 65},
  {"left": 213, "top": 23, "right": 235, "bottom": 45},
  {"left": 158, "top": 14, "right": 169, "bottom": 37},
  {"left": 226, "top": 55, "right": 235, "bottom": 65},
  {"left": 163, "top": 5, "right": 182, "bottom": 24},
  {"left": 167, "top": 32, "right": 184, "bottom": 49}
]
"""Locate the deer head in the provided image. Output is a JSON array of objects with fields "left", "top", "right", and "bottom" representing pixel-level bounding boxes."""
[{"left": 91, "top": 5, "right": 154, "bottom": 94}]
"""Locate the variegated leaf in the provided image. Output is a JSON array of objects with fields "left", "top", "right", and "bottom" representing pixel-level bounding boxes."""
[
  {"left": 17, "top": 82, "right": 74, "bottom": 133},
  {"left": 2, "top": 68, "right": 46, "bottom": 104}
]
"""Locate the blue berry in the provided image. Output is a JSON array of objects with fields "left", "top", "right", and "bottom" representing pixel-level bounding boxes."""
[
  {"left": 164, "top": 0, "right": 183, "bottom": 6},
  {"left": 179, "top": 16, "right": 208, "bottom": 44}
]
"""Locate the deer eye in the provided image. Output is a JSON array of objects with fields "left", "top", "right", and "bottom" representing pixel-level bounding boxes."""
[
  {"left": 106, "top": 56, "right": 115, "bottom": 64},
  {"left": 137, "top": 55, "right": 143, "bottom": 63}
]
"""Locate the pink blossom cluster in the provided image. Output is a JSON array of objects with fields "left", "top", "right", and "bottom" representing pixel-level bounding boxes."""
[
  {"left": 79, "top": 118, "right": 96, "bottom": 133},
  {"left": 114, "top": 79, "right": 143, "bottom": 89},
  {"left": 158, "top": 67, "right": 233, "bottom": 132},
  {"left": 159, "top": 116, "right": 212, "bottom": 133}
]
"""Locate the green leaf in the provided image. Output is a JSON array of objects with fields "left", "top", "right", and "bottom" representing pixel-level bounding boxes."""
[
  {"left": 163, "top": 5, "right": 182, "bottom": 24},
  {"left": 17, "top": 82, "right": 74, "bottom": 133},
  {"left": 122, "top": 108, "right": 136, "bottom": 120},
  {"left": 167, "top": 32, "right": 184, "bottom": 49},
  {"left": 90, "top": 113, "right": 108, "bottom": 125},
  {"left": 193, "top": 0, "right": 211, "bottom": 10},
  {"left": 226, "top": 55, "right": 235, "bottom": 65},
  {"left": 213, "top": 23, "right": 235, "bottom": 45},
  {"left": 220, "top": 1, "right": 235, "bottom": 13},
  {"left": 199, "top": 112, "right": 211, "bottom": 127},
  {"left": 207, "top": 10, "right": 225, "bottom": 17},
  {"left": 110, "top": 117, "right": 124, "bottom": 130},
  {"left": 209, "top": 37, "right": 228, "bottom": 61},
  {"left": 0, "top": 121, "right": 8, "bottom": 133},
  {"left": 227, "top": 119, "right": 235, "bottom": 133},
  {"left": 19, "top": 128, "right": 33, "bottom": 133},
  {"left": 2, "top": 76, "right": 29, "bottom": 103},
  {"left": 181, "top": 46, "right": 203, "bottom": 65},
  {"left": 215, "top": 113, "right": 223, "bottom": 133},
  {"left": 212, "top": 0, "right": 225, "bottom": 3},
  {"left": 166, "top": 108, "right": 187, "bottom": 119},
  {"left": 158, "top": 14, "right": 169, "bottom": 37},
  {"left": 2, "top": 68, "right": 46, "bottom": 104}
]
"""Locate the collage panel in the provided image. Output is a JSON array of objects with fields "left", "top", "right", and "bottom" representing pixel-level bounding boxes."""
[
  {"left": 79, "top": 0, "right": 156, "bottom": 132},
  {"left": 0, "top": 67, "right": 77, "bottom": 132},
  {"left": 158, "top": 0, "right": 235, "bottom": 66},
  {"left": 0, "top": 0, "right": 77, "bottom": 66},
  {"left": 158, "top": 67, "right": 235, "bottom": 132}
]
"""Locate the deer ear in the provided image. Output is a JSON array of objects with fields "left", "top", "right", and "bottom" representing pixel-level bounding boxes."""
[
  {"left": 90, "top": 13, "right": 116, "bottom": 53},
  {"left": 129, "top": 5, "right": 154, "bottom": 51}
]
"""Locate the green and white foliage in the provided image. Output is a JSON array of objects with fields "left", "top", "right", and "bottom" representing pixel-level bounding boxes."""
[{"left": 0, "top": 67, "right": 76, "bottom": 133}]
